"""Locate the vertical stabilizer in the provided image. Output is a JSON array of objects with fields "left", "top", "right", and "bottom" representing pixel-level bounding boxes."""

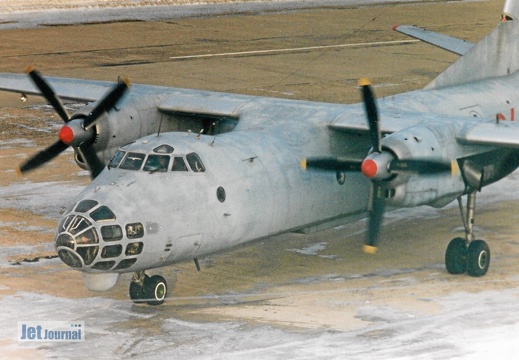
[{"left": 426, "top": 0, "right": 519, "bottom": 90}]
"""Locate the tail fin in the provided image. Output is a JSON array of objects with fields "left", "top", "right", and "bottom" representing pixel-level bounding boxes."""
[{"left": 426, "top": 0, "right": 519, "bottom": 90}]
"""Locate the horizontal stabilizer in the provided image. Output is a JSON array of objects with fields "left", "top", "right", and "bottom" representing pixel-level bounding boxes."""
[{"left": 393, "top": 25, "right": 474, "bottom": 56}]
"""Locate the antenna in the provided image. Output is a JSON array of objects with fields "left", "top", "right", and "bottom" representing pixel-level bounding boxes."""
[{"left": 157, "top": 115, "right": 164, "bottom": 137}]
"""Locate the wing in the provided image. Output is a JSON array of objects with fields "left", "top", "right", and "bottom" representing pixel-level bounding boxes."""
[
  {"left": 330, "top": 108, "right": 443, "bottom": 134},
  {"left": 457, "top": 120, "right": 519, "bottom": 148},
  {"left": 0, "top": 72, "right": 120, "bottom": 102},
  {"left": 394, "top": 25, "right": 474, "bottom": 56}
]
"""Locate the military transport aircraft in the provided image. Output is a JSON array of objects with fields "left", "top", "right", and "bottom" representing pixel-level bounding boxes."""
[{"left": 1, "top": 0, "right": 519, "bottom": 305}]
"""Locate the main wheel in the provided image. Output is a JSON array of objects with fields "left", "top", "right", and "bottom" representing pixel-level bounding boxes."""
[
  {"left": 445, "top": 237, "right": 467, "bottom": 274},
  {"left": 467, "top": 240, "right": 490, "bottom": 277},
  {"left": 145, "top": 275, "right": 167, "bottom": 306}
]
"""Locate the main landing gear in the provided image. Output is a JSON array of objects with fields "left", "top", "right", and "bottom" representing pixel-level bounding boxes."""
[
  {"left": 129, "top": 270, "right": 168, "bottom": 305},
  {"left": 445, "top": 191, "right": 491, "bottom": 277}
]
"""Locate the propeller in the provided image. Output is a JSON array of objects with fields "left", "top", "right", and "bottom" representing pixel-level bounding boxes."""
[
  {"left": 18, "top": 67, "right": 130, "bottom": 178},
  {"left": 302, "top": 78, "right": 454, "bottom": 253}
]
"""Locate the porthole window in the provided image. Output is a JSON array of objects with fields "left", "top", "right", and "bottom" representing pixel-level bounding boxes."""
[
  {"left": 126, "top": 223, "right": 144, "bottom": 239},
  {"left": 217, "top": 186, "right": 226, "bottom": 203},
  {"left": 336, "top": 171, "right": 346, "bottom": 185}
]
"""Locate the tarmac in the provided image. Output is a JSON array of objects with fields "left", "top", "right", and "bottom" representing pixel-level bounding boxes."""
[{"left": 1, "top": 1, "right": 519, "bottom": 359}]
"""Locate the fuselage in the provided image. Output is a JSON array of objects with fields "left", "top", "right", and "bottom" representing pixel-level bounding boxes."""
[{"left": 54, "top": 71, "right": 519, "bottom": 279}]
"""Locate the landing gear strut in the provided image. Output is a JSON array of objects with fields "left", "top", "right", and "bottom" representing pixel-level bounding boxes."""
[
  {"left": 445, "top": 191, "right": 490, "bottom": 277},
  {"left": 129, "top": 270, "right": 168, "bottom": 305}
]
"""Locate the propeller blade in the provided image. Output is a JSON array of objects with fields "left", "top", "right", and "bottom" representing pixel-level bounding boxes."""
[
  {"left": 389, "top": 159, "right": 454, "bottom": 175},
  {"left": 301, "top": 157, "right": 362, "bottom": 171},
  {"left": 18, "top": 140, "right": 69, "bottom": 174},
  {"left": 26, "top": 66, "right": 70, "bottom": 123},
  {"left": 78, "top": 144, "right": 105, "bottom": 179},
  {"left": 83, "top": 77, "right": 130, "bottom": 130},
  {"left": 364, "top": 181, "right": 386, "bottom": 254},
  {"left": 359, "top": 78, "right": 381, "bottom": 153}
]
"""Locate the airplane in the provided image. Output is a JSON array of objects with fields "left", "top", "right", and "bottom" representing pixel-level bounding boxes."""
[{"left": 1, "top": 0, "right": 519, "bottom": 305}]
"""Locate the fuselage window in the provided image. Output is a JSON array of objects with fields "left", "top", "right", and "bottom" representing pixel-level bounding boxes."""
[
  {"left": 186, "top": 152, "right": 206, "bottom": 172},
  {"left": 101, "top": 244, "right": 123, "bottom": 259},
  {"left": 172, "top": 157, "right": 188, "bottom": 172},
  {"left": 114, "top": 258, "right": 137, "bottom": 270},
  {"left": 76, "top": 228, "right": 99, "bottom": 245},
  {"left": 126, "top": 223, "right": 144, "bottom": 239},
  {"left": 153, "top": 144, "right": 174, "bottom": 154},
  {"left": 76, "top": 246, "right": 99, "bottom": 266},
  {"left": 91, "top": 261, "right": 115, "bottom": 270},
  {"left": 90, "top": 206, "right": 116, "bottom": 222},
  {"left": 109, "top": 150, "right": 125, "bottom": 168},
  {"left": 126, "top": 242, "right": 144, "bottom": 255},
  {"left": 101, "top": 225, "right": 123, "bottom": 241},
  {"left": 119, "top": 152, "right": 145, "bottom": 170},
  {"left": 144, "top": 154, "right": 170, "bottom": 173},
  {"left": 75, "top": 200, "right": 99, "bottom": 213}
]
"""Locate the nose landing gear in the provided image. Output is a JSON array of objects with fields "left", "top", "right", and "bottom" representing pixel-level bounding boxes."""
[
  {"left": 129, "top": 270, "right": 168, "bottom": 306},
  {"left": 445, "top": 191, "right": 491, "bottom": 277}
]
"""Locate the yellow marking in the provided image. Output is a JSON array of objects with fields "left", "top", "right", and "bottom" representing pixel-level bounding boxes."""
[
  {"left": 121, "top": 76, "right": 131, "bottom": 87},
  {"left": 451, "top": 160, "right": 459, "bottom": 176},
  {"left": 300, "top": 159, "right": 307, "bottom": 170},
  {"left": 358, "top": 78, "right": 372, "bottom": 87},
  {"left": 16, "top": 167, "right": 23, "bottom": 177},
  {"left": 25, "top": 65, "right": 34, "bottom": 74},
  {"left": 363, "top": 245, "right": 378, "bottom": 254}
]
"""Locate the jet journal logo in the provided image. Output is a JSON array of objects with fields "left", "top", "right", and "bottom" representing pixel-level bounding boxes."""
[{"left": 18, "top": 321, "right": 84, "bottom": 342}]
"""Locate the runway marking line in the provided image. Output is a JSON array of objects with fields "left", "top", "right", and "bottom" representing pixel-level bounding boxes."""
[{"left": 169, "top": 39, "right": 419, "bottom": 60}]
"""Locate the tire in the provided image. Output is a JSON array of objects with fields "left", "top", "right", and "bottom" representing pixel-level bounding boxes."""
[
  {"left": 445, "top": 237, "right": 468, "bottom": 275},
  {"left": 467, "top": 240, "right": 490, "bottom": 277},
  {"left": 146, "top": 275, "right": 167, "bottom": 306}
]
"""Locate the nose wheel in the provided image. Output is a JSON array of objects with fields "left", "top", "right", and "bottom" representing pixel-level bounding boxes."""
[
  {"left": 129, "top": 271, "right": 168, "bottom": 305},
  {"left": 445, "top": 192, "right": 491, "bottom": 277}
]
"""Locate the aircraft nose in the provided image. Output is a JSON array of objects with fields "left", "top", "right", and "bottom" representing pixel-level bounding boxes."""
[
  {"left": 54, "top": 199, "right": 144, "bottom": 271},
  {"left": 55, "top": 213, "right": 101, "bottom": 269}
]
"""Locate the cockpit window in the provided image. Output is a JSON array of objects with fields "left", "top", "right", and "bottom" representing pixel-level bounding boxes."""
[
  {"left": 153, "top": 144, "right": 174, "bottom": 154},
  {"left": 75, "top": 200, "right": 98, "bottom": 213},
  {"left": 172, "top": 157, "right": 188, "bottom": 172},
  {"left": 119, "top": 152, "right": 146, "bottom": 170},
  {"left": 90, "top": 206, "right": 116, "bottom": 222},
  {"left": 186, "top": 152, "right": 206, "bottom": 173},
  {"left": 143, "top": 154, "right": 170, "bottom": 173},
  {"left": 109, "top": 150, "right": 125, "bottom": 168}
]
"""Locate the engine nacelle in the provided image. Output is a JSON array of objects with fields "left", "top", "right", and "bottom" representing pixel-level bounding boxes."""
[{"left": 381, "top": 122, "right": 466, "bottom": 208}]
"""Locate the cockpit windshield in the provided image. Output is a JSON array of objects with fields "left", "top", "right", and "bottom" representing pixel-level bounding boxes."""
[
  {"left": 119, "top": 152, "right": 146, "bottom": 170},
  {"left": 108, "top": 144, "right": 206, "bottom": 173}
]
